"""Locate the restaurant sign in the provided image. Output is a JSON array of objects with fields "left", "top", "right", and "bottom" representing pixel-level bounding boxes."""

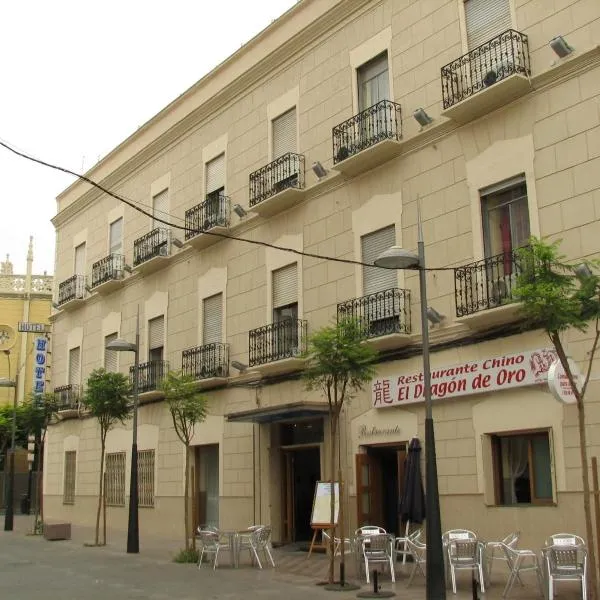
[{"left": 372, "top": 348, "right": 558, "bottom": 408}]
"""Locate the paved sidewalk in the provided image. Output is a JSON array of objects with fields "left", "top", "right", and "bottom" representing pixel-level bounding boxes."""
[{"left": 2, "top": 515, "right": 585, "bottom": 599}]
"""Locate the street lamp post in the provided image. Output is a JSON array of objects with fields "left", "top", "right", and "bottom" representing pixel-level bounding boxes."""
[
  {"left": 106, "top": 309, "right": 140, "bottom": 553},
  {"left": 374, "top": 206, "right": 446, "bottom": 600},
  {"left": 0, "top": 375, "right": 17, "bottom": 532}
]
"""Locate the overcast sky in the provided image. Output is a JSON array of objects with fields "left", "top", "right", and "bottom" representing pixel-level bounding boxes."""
[{"left": 0, "top": 0, "right": 297, "bottom": 275}]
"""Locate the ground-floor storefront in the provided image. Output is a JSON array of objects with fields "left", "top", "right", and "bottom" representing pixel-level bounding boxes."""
[{"left": 43, "top": 330, "right": 595, "bottom": 549}]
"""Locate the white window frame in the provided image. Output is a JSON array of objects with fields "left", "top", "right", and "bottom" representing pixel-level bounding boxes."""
[
  {"left": 266, "top": 88, "right": 299, "bottom": 163},
  {"left": 458, "top": 0, "right": 517, "bottom": 54}
]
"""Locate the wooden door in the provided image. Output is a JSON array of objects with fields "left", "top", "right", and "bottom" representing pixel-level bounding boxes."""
[
  {"left": 356, "top": 453, "right": 382, "bottom": 527},
  {"left": 281, "top": 451, "right": 294, "bottom": 543}
]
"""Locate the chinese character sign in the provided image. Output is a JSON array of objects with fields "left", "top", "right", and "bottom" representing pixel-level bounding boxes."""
[{"left": 32, "top": 336, "right": 48, "bottom": 394}]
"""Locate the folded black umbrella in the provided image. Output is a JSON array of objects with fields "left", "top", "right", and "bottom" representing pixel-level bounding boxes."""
[{"left": 399, "top": 437, "right": 425, "bottom": 524}]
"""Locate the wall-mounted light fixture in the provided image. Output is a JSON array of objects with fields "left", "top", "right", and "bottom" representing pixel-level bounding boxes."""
[
  {"left": 426, "top": 306, "right": 445, "bottom": 324},
  {"left": 123, "top": 264, "right": 133, "bottom": 274},
  {"left": 51, "top": 302, "right": 59, "bottom": 310},
  {"left": 311, "top": 161, "right": 328, "bottom": 179},
  {"left": 172, "top": 238, "right": 184, "bottom": 249},
  {"left": 231, "top": 360, "right": 248, "bottom": 373},
  {"left": 549, "top": 36, "right": 573, "bottom": 59},
  {"left": 413, "top": 108, "right": 433, "bottom": 128},
  {"left": 233, "top": 204, "right": 247, "bottom": 218},
  {"left": 575, "top": 263, "right": 593, "bottom": 280}
]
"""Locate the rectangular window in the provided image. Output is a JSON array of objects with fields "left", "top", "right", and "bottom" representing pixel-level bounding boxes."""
[
  {"left": 203, "top": 293, "right": 223, "bottom": 345},
  {"left": 138, "top": 449, "right": 155, "bottom": 508},
  {"left": 481, "top": 176, "right": 529, "bottom": 259},
  {"left": 357, "top": 52, "right": 389, "bottom": 111},
  {"left": 152, "top": 188, "right": 169, "bottom": 229},
  {"left": 148, "top": 316, "right": 164, "bottom": 362},
  {"left": 68, "top": 347, "right": 81, "bottom": 387},
  {"left": 272, "top": 107, "right": 297, "bottom": 160},
  {"left": 272, "top": 263, "right": 299, "bottom": 356},
  {"left": 206, "top": 154, "right": 225, "bottom": 197},
  {"left": 104, "top": 333, "right": 118, "bottom": 372},
  {"left": 464, "top": 0, "right": 511, "bottom": 49},
  {"left": 361, "top": 225, "right": 396, "bottom": 295},
  {"left": 63, "top": 450, "right": 76, "bottom": 504},
  {"left": 109, "top": 218, "right": 123, "bottom": 255},
  {"left": 491, "top": 430, "right": 553, "bottom": 505},
  {"left": 105, "top": 452, "right": 126, "bottom": 506},
  {"left": 74, "top": 242, "right": 86, "bottom": 275}
]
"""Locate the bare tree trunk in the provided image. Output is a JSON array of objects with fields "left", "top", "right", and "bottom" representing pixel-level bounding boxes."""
[
  {"left": 103, "top": 472, "right": 107, "bottom": 545},
  {"left": 329, "top": 414, "right": 337, "bottom": 584},
  {"left": 95, "top": 437, "right": 105, "bottom": 546},
  {"left": 184, "top": 444, "right": 190, "bottom": 551}
]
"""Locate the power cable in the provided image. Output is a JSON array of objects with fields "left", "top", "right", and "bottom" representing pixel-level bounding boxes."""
[{"left": 0, "top": 138, "right": 457, "bottom": 271}]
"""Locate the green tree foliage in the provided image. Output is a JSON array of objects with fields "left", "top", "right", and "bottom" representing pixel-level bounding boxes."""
[
  {"left": 160, "top": 371, "right": 208, "bottom": 550},
  {"left": 303, "top": 318, "right": 377, "bottom": 585},
  {"left": 82, "top": 369, "right": 131, "bottom": 546},
  {"left": 515, "top": 238, "right": 600, "bottom": 598}
]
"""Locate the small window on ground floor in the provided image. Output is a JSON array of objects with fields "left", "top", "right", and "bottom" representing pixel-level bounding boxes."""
[
  {"left": 105, "top": 452, "right": 126, "bottom": 506},
  {"left": 138, "top": 449, "right": 155, "bottom": 508},
  {"left": 491, "top": 430, "right": 553, "bottom": 506},
  {"left": 63, "top": 450, "right": 76, "bottom": 505}
]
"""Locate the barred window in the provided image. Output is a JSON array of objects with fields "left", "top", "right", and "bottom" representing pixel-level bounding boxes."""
[
  {"left": 138, "top": 449, "right": 155, "bottom": 508},
  {"left": 63, "top": 451, "right": 76, "bottom": 505},
  {"left": 105, "top": 452, "right": 126, "bottom": 506}
]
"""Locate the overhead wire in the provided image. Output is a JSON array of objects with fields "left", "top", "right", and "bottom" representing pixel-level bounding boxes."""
[{"left": 0, "top": 138, "right": 457, "bottom": 271}]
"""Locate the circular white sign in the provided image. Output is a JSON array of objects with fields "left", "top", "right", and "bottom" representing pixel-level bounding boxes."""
[{"left": 547, "top": 358, "right": 582, "bottom": 404}]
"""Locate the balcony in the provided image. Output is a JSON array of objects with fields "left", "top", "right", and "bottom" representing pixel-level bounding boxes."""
[
  {"left": 337, "top": 288, "right": 411, "bottom": 351},
  {"left": 133, "top": 228, "right": 172, "bottom": 275},
  {"left": 54, "top": 384, "right": 81, "bottom": 418},
  {"left": 454, "top": 250, "right": 524, "bottom": 330},
  {"left": 184, "top": 191, "right": 230, "bottom": 250},
  {"left": 182, "top": 343, "right": 229, "bottom": 389},
  {"left": 441, "top": 29, "right": 531, "bottom": 123},
  {"left": 249, "top": 319, "right": 307, "bottom": 375},
  {"left": 90, "top": 253, "right": 125, "bottom": 294},
  {"left": 332, "top": 100, "right": 403, "bottom": 177},
  {"left": 57, "top": 275, "right": 87, "bottom": 310},
  {"left": 129, "top": 360, "right": 169, "bottom": 403},
  {"left": 249, "top": 153, "right": 305, "bottom": 217}
]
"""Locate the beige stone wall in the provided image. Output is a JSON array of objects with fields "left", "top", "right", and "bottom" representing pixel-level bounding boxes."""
[{"left": 47, "top": 0, "right": 600, "bottom": 543}]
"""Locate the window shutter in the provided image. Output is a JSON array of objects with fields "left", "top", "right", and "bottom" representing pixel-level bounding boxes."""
[
  {"left": 74, "top": 243, "right": 86, "bottom": 275},
  {"left": 361, "top": 226, "right": 397, "bottom": 295},
  {"left": 109, "top": 218, "right": 123, "bottom": 254},
  {"left": 152, "top": 189, "right": 169, "bottom": 228},
  {"left": 358, "top": 53, "right": 389, "bottom": 110},
  {"left": 104, "top": 333, "right": 118, "bottom": 372},
  {"left": 465, "top": 0, "right": 511, "bottom": 49},
  {"left": 68, "top": 347, "right": 81, "bottom": 386},
  {"left": 272, "top": 263, "right": 298, "bottom": 308},
  {"left": 148, "top": 316, "right": 164, "bottom": 350},
  {"left": 206, "top": 154, "right": 225, "bottom": 195},
  {"left": 203, "top": 294, "right": 223, "bottom": 345},
  {"left": 272, "top": 108, "right": 297, "bottom": 159}
]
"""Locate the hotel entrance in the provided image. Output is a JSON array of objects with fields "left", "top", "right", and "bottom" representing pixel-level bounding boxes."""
[{"left": 356, "top": 443, "right": 407, "bottom": 535}]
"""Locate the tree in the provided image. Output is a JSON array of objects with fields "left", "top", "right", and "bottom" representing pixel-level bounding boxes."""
[
  {"left": 160, "top": 371, "right": 208, "bottom": 550},
  {"left": 0, "top": 403, "right": 30, "bottom": 468},
  {"left": 514, "top": 238, "right": 600, "bottom": 598},
  {"left": 82, "top": 369, "right": 131, "bottom": 546},
  {"left": 303, "top": 318, "right": 376, "bottom": 586}
]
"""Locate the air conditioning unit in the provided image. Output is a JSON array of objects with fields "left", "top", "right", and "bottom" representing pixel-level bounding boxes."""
[
  {"left": 203, "top": 218, "right": 213, "bottom": 231},
  {"left": 488, "top": 273, "right": 517, "bottom": 305},
  {"left": 158, "top": 244, "right": 169, "bottom": 257},
  {"left": 483, "top": 60, "right": 515, "bottom": 87}
]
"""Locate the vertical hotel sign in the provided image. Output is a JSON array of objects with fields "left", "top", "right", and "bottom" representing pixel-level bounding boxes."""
[{"left": 32, "top": 336, "right": 48, "bottom": 394}]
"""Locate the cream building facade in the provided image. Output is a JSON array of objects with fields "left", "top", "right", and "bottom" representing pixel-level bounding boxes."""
[{"left": 46, "top": 0, "right": 600, "bottom": 548}]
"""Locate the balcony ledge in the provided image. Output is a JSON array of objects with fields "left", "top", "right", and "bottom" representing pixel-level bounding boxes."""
[
  {"left": 455, "top": 302, "right": 523, "bottom": 331},
  {"left": 194, "top": 375, "right": 229, "bottom": 390},
  {"left": 132, "top": 254, "right": 173, "bottom": 276},
  {"left": 364, "top": 333, "right": 411, "bottom": 352},
  {"left": 57, "top": 296, "right": 87, "bottom": 312},
  {"left": 250, "top": 187, "right": 306, "bottom": 218},
  {"left": 90, "top": 277, "right": 124, "bottom": 296},
  {"left": 333, "top": 139, "right": 403, "bottom": 178},
  {"left": 138, "top": 390, "right": 164, "bottom": 405},
  {"left": 251, "top": 356, "right": 306, "bottom": 377},
  {"left": 57, "top": 407, "right": 80, "bottom": 419},
  {"left": 185, "top": 225, "right": 228, "bottom": 251},
  {"left": 441, "top": 74, "right": 531, "bottom": 124}
]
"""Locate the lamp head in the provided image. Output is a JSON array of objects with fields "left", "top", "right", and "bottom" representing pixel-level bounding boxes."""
[
  {"left": 105, "top": 337, "right": 137, "bottom": 352},
  {"left": 374, "top": 246, "right": 420, "bottom": 270},
  {"left": 231, "top": 360, "right": 248, "bottom": 373},
  {"left": 0, "top": 377, "right": 16, "bottom": 388}
]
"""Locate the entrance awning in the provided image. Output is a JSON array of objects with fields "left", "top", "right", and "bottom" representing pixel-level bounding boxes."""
[{"left": 225, "top": 402, "right": 329, "bottom": 424}]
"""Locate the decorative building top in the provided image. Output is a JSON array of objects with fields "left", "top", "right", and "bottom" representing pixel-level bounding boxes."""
[
  {"left": 1, "top": 254, "right": 13, "bottom": 275},
  {"left": 0, "top": 238, "right": 53, "bottom": 296}
]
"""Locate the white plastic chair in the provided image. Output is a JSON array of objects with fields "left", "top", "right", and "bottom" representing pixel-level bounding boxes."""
[
  {"left": 443, "top": 530, "right": 485, "bottom": 594},
  {"left": 542, "top": 534, "right": 587, "bottom": 600},
  {"left": 322, "top": 530, "right": 352, "bottom": 557},
  {"left": 406, "top": 535, "right": 427, "bottom": 588},
  {"left": 485, "top": 531, "right": 520, "bottom": 582},
  {"left": 500, "top": 542, "right": 544, "bottom": 599},
  {"left": 237, "top": 525, "right": 275, "bottom": 569},
  {"left": 197, "top": 529, "right": 232, "bottom": 570},
  {"left": 395, "top": 526, "right": 421, "bottom": 565},
  {"left": 359, "top": 533, "right": 395, "bottom": 584}
]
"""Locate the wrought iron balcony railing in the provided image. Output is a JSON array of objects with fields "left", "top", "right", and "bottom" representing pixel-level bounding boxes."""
[
  {"left": 441, "top": 29, "right": 530, "bottom": 110},
  {"left": 133, "top": 228, "right": 171, "bottom": 267},
  {"left": 337, "top": 288, "right": 411, "bottom": 339},
  {"left": 54, "top": 384, "right": 81, "bottom": 411},
  {"left": 91, "top": 253, "right": 125, "bottom": 288},
  {"left": 129, "top": 360, "right": 169, "bottom": 393},
  {"left": 249, "top": 152, "right": 305, "bottom": 208},
  {"left": 249, "top": 319, "right": 307, "bottom": 367},
  {"left": 185, "top": 192, "right": 231, "bottom": 240},
  {"left": 454, "top": 249, "right": 524, "bottom": 317},
  {"left": 57, "top": 275, "right": 86, "bottom": 306},
  {"left": 182, "top": 343, "right": 229, "bottom": 380},
  {"left": 332, "top": 100, "right": 402, "bottom": 164}
]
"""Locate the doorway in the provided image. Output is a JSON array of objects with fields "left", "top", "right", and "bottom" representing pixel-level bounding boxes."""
[
  {"left": 282, "top": 446, "right": 321, "bottom": 542},
  {"left": 195, "top": 444, "right": 219, "bottom": 529},
  {"left": 356, "top": 444, "right": 406, "bottom": 535}
]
